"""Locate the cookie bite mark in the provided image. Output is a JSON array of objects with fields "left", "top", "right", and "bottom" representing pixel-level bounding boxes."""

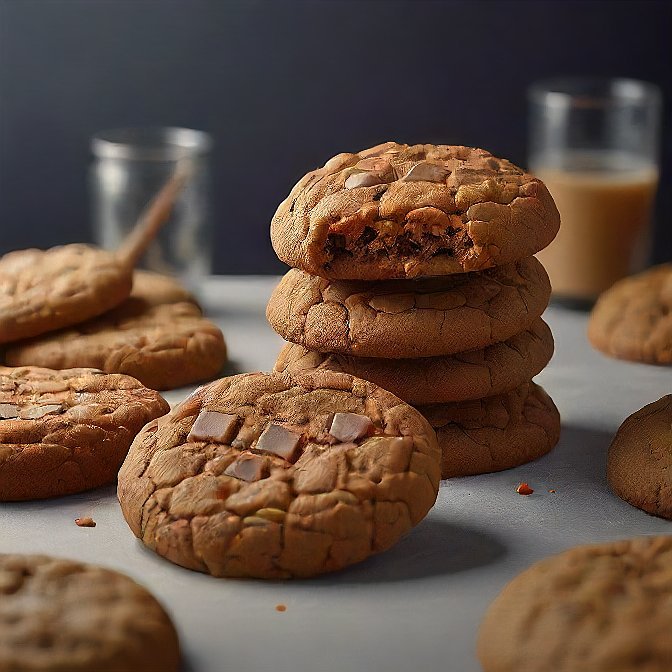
[{"left": 271, "top": 143, "right": 560, "bottom": 280}]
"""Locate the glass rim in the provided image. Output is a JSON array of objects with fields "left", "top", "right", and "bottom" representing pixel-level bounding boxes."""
[
  {"left": 528, "top": 77, "right": 661, "bottom": 109},
  {"left": 91, "top": 126, "right": 212, "bottom": 161}
]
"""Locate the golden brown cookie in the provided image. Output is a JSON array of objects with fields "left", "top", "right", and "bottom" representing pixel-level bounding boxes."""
[
  {"left": 118, "top": 370, "right": 440, "bottom": 579},
  {"left": 0, "top": 554, "right": 180, "bottom": 672},
  {"left": 271, "top": 142, "right": 560, "bottom": 280},
  {"left": 477, "top": 536, "right": 672, "bottom": 672},
  {"left": 274, "top": 319, "right": 554, "bottom": 405},
  {"left": 0, "top": 366, "right": 169, "bottom": 500},
  {"left": 588, "top": 264, "right": 672, "bottom": 364},
  {"left": 267, "top": 257, "right": 551, "bottom": 359},
  {"left": 0, "top": 245, "right": 133, "bottom": 344},
  {"left": 419, "top": 382, "right": 560, "bottom": 478},
  {"left": 607, "top": 395, "right": 672, "bottom": 520},
  {"left": 5, "top": 272, "right": 227, "bottom": 390}
]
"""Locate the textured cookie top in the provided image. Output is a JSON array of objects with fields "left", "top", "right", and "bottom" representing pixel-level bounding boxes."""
[
  {"left": 128, "top": 270, "right": 196, "bottom": 307},
  {"left": 608, "top": 395, "right": 672, "bottom": 520},
  {"left": 5, "top": 301, "right": 227, "bottom": 391},
  {"left": 274, "top": 318, "right": 554, "bottom": 405},
  {"left": 267, "top": 257, "right": 551, "bottom": 359},
  {"left": 0, "top": 366, "right": 169, "bottom": 500},
  {"left": 271, "top": 142, "right": 560, "bottom": 279},
  {"left": 0, "top": 554, "right": 180, "bottom": 672},
  {"left": 477, "top": 536, "right": 672, "bottom": 672},
  {"left": 118, "top": 371, "right": 440, "bottom": 579},
  {"left": 588, "top": 264, "right": 672, "bottom": 364},
  {"left": 0, "top": 245, "right": 133, "bottom": 344}
]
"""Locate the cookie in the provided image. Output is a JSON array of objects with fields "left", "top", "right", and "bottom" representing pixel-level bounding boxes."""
[
  {"left": 118, "top": 370, "right": 440, "bottom": 579},
  {"left": 588, "top": 264, "right": 672, "bottom": 364},
  {"left": 274, "top": 318, "right": 554, "bottom": 405},
  {"left": 267, "top": 257, "right": 551, "bottom": 359},
  {"left": 0, "top": 366, "right": 168, "bottom": 500},
  {"left": 0, "top": 554, "right": 180, "bottom": 672},
  {"left": 5, "top": 272, "right": 227, "bottom": 391},
  {"left": 477, "top": 536, "right": 672, "bottom": 671},
  {"left": 0, "top": 245, "right": 133, "bottom": 344},
  {"left": 271, "top": 142, "right": 559, "bottom": 280},
  {"left": 419, "top": 382, "right": 560, "bottom": 478},
  {"left": 607, "top": 395, "right": 672, "bottom": 520}
]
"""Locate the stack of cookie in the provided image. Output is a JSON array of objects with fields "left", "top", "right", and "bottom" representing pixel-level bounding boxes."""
[
  {"left": 267, "top": 142, "right": 562, "bottom": 478},
  {"left": 0, "top": 245, "right": 227, "bottom": 390}
]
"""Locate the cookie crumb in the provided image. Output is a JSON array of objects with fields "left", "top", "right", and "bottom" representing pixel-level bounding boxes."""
[
  {"left": 516, "top": 483, "right": 534, "bottom": 496},
  {"left": 75, "top": 517, "right": 96, "bottom": 528},
  {"left": 548, "top": 489, "right": 556, "bottom": 494},
  {"left": 275, "top": 604, "right": 287, "bottom": 612}
]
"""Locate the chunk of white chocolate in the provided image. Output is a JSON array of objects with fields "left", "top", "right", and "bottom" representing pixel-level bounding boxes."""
[
  {"left": 0, "top": 403, "right": 19, "bottom": 419},
  {"left": 329, "top": 413, "right": 373, "bottom": 442},
  {"left": 187, "top": 411, "right": 239, "bottom": 444},
  {"left": 19, "top": 404, "right": 64, "bottom": 420},
  {"left": 401, "top": 161, "right": 450, "bottom": 183},
  {"left": 256, "top": 423, "right": 302, "bottom": 461},
  {"left": 344, "top": 171, "right": 390, "bottom": 189}
]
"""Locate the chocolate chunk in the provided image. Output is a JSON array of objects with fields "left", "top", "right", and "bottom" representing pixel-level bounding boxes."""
[
  {"left": 187, "top": 411, "right": 238, "bottom": 444},
  {"left": 329, "top": 413, "right": 373, "bottom": 442},
  {"left": 0, "top": 403, "right": 19, "bottom": 419},
  {"left": 20, "top": 404, "right": 64, "bottom": 420},
  {"left": 401, "top": 161, "right": 450, "bottom": 183},
  {"left": 224, "top": 453, "right": 269, "bottom": 482},
  {"left": 344, "top": 171, "right": 390, "bottom": 189},
  {"left": 256, "top": 423, "right": 302, "bottom": 461}
]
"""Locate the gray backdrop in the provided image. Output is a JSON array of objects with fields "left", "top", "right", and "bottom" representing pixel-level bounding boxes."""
[{"left": 1, "top": 0, "right": 670, "bottom": 274}]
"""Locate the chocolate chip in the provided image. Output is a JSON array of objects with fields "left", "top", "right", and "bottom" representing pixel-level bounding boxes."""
[
  {"left": 187, "top": 411, "right": 239, "bottom": 444},
  {"left": 0, "top": 403, "right": 19, "bottom": 419},
  {"left": 224, "top": 453, "right": 269, "bottom": 482},
  {"left": 329, "top": 413, "right": 373, "bottom": 442},
  {"left": 256, "top": 423, "right": 302, "bottom": 462}
]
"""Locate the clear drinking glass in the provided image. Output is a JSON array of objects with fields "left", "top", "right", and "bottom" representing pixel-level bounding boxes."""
[
  {"left": 528, "top": 78, "right": 661, "bottom": 306},
  {"left": 90, "top": 127, "right": 213, "bottom": 293}
]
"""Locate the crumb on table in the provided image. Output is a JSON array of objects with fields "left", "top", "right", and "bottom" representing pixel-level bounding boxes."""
[
  {"left": 75, "top": 517, "right": 96, "bottom": 528},
  {"left": 515, "top": 483, "right": 534, "bottom": 496}
]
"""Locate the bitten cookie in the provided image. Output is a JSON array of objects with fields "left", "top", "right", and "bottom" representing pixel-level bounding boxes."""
[
  {"left": 477, "top": 536, "right": 672, "bottom": 672},
  {"left": 0, "top": 366, "right": 169, "bottom": 500},
  {"left": 267, "top": 257, "right": 551, "bottom": 359},
  {"left": 0, "top": 554, "right": 180, "bottom": 672},
  {"left": 118, "top": 370, "right": 440, "bottom": 579},
  {"left": 274, "top": 319, "right": 554, "bottom": 405},
  {"left": 0, "top": 245, "right": 133, "bottom": 344},
  {"left": 588, "top": 264, "right": 672, "bottom": 364},
  {"left": 271, "top": 142, "right": 560, "bottom": 280},
  {"left": 5, "top": 271, "right": 227, "bottom": 390},
  {"left": 607, "top": 395, "right": 672, "bottom": 520},
  {"left": 419, "top": 382, "right": 560, "bottom": 478}
]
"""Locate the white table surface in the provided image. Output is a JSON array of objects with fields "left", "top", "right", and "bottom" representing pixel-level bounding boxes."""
[{"left": 3, "top": 276, "right": 671, "bottom": 672}]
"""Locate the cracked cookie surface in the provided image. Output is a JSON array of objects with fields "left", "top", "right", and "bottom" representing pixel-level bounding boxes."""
[
  {"left": 0, "top": 554, "right": 180, "bottom": 672},
  {"left": 117, "top": 370, "right": 440, "bottom": 579},
  {"left": 0, "top": 366, "right": 169, "bottom": 500},
  {"left": 267, "top": 257, "right": 551, "bottom": 359},
  {"left": 0, "top": 245, "right": 133, "bottom": 344},
  {"left": 607, "top": 395, "right": 672, "bottom": 520},
  {"left": 478, "top": 536, "right": 672, "bottom": 672},
  {"left": 588, "top": 264, "right": 672, "bottom": 364},
  {"left": 271, "top": 142, "right": 559, "bottom": 280},
  {"left": 5, "top": 271, "right": 227, "bottom": 390},
  {"left": 274, "top": 319, "right": 554, "bottom": 405},
  {"left": 419, "top": 381, "right": 560, "bottom": 478}
]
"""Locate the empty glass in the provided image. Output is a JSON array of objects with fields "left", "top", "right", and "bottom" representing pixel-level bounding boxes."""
[{"left": 90, "top": 127, "right": 213, "bottom": 292}]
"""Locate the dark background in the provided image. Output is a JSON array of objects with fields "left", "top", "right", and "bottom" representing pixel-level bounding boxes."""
[{"left": 1, "top": 0, "right": 671, "bottom": 274}]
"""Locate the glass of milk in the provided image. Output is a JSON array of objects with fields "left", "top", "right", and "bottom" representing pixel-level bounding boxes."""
[{"left": 528, "top": 78, "right": 661, "bottom": 307}]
